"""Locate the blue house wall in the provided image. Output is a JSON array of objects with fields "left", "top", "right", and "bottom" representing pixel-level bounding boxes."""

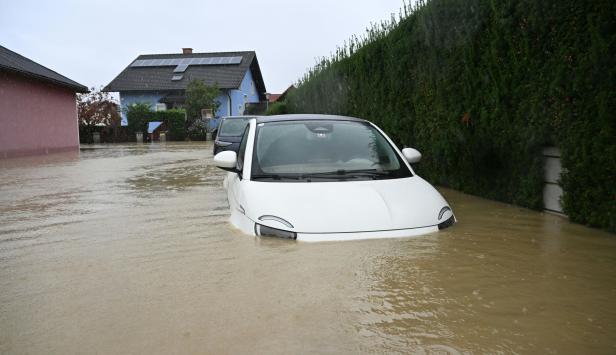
[
  {"left": 212, "top": 69, "right": 260, "bottom": 117},
  {"left": 232, "top": 69, "right": 260, "bottom": 115},
  {"left": 119, "top": 69, "right": 260, "bottom": 126}
]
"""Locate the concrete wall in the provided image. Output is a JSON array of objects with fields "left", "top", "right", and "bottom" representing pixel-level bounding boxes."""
[{"left": 0, "top": 71, "right": 79, "bottom": 158}]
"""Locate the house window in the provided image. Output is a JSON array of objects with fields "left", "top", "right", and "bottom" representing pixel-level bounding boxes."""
[{"left": 155, "top": 103, "right": 167, "bottom": 111}]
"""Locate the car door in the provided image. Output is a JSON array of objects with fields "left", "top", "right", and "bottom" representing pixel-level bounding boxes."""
[{"left": 227, "top": 125, "right": 250, "bottom": 215}]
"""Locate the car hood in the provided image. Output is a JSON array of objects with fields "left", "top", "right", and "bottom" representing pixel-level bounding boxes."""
[{"left": 241, "top": 176, "right": 452, "bottom": 233}]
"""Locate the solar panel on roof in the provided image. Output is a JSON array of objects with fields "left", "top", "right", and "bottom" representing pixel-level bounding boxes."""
[
  {"left": 174, "top": 64, "right": 189, "bottom": 73},
  {"left": 130, "top": 56, "right": 244, "bottom": 68}
]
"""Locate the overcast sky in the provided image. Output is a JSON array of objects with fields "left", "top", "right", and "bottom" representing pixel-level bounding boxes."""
[{"left": 0, "top": 0, "right": 407, "bottom": 94}]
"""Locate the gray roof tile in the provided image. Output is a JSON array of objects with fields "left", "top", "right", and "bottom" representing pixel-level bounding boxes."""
[
  {"left": 103, "top": 51, "right": 266, "bottom": 99},
  {"left": 0, "top": 45, "right": 88, "bottom": 93}
]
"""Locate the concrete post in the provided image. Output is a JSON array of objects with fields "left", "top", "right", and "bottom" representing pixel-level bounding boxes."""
[
  {"left": 542, "top": 147, "right": 565, "bottom": 215},
  {"left": 92, "top": 132, "right": 100, "bottom": 144}
]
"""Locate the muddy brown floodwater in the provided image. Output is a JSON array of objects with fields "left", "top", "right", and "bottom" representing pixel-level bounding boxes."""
[{"left": 1, "top": 142, "right": 615, "bottom": 354}]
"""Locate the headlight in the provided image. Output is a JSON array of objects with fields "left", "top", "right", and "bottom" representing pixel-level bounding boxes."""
[
  {"left": 437, "top": 206, "right": 455, "bottom": 230},
  {"left": 438, "top": 215, "right": 455, "bottom": 230},
  {"left": 254, "top": 223, "right": 297, "bottom": 240},
  {"left": 438, "top": 206, "right": 452, "bottom": 220}
]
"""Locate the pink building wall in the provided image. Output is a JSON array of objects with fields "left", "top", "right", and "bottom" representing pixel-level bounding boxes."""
[{"left": 0, "top": 71, "right": 79, "bottom": 158}]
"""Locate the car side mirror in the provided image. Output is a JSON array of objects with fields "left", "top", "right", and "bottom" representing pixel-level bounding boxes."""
[
  {"left": 402, "top": 148, "right": 421, "bottom": 163},
  {"left": 214, "top": 151, "right": 239, "bottom": 172}
]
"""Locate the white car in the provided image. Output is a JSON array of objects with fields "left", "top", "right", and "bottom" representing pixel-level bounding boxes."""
[{"left": 214, "top": 114, "right": 455, "bottom": 242}]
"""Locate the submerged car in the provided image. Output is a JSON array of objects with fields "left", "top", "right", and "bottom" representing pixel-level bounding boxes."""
[
  {"left": 213, "top": 114, "right": 455, "bottom": 242},
  {"left": 213, "top": 116, "right": 253, "bottom": 155}
]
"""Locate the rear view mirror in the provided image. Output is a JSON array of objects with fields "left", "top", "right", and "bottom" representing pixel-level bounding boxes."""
[
  {"left": 214, "top": 151, "right": 238, "bottom": 171},
  {"left": 402, "top": 148, "right": 421, "bottom": 163}
]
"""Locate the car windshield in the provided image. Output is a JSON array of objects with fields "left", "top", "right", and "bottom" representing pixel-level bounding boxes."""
[
  {"left": 251, "top": 120, "right": 412, "bottom": 181},
  {"left": 219, "top": 118, "right": 250, "bottom": 137}
]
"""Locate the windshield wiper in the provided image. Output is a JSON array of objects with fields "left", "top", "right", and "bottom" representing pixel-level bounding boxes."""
[
  {"left": 252, "top": 169, "right": 395, "bottom": 181},
  {"left": 302, "top": 169, "right": 394, "bottom": 180},
  {"left": 251, "top": 174, "right": 301, "bottom": 181}
]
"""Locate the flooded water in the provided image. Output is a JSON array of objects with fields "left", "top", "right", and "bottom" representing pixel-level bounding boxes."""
[{"left": 1, "top": 142, "right": 615, "bottom": 354}]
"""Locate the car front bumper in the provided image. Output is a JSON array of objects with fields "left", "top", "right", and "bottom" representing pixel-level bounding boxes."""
[
  {"left": 248, "top": 212, "right": 456, "bottom": 243},
  {"left": 294, "top": 225, "right": 437, "bottom": 242},
  {"left": 291, "top": 215, "right": 455, "bottom": 242}
]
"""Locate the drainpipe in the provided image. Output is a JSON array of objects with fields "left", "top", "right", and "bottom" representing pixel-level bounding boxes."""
[{"left": 226, "top": 91, "right": 232, "bottom": 116}]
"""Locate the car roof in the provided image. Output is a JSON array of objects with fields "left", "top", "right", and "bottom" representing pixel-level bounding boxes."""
[
  {"left": 255, "top": 114, "right": 367, "bottom": 124},
  {"left": 222, "top": 116, "right": 255, "bottom": 120}
]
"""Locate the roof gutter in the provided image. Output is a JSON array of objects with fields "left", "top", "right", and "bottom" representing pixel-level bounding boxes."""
[{"left": 226, "top": 91, "right": 233, "bottom": 116}]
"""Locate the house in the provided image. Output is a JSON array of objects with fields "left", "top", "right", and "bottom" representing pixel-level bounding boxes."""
[
  {"left": 245, "top": 85, "right": 295, "bottom": 115},
  {"left": 267, "top": 93, "right": 282, "bottom": 103},
  {"left": 275, "top": 85, "right": 295, "bottom": 103},
  {"left": 268, "top": 85, "right": 296, "bottom": 103},
  {"left": 0, "top": 45, "right": 88, "bottom": 158},
  {"left": 103, "top": 48, "right": 267, "bottom": 125}
]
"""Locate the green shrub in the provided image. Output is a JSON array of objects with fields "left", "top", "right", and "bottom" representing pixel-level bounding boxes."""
[
  {"left": 156, "top": 109, "right": 186, "bottom": 141},
  {"left": 286, "top": 0, "right": 616, "bottom": 232},
  {"left": 266, "top": 101, "right": 288, "bottom": 115},
  {"left": 125, "top": 104, "right": 186, "bottom": 141},
  {"left": 125, "top": 102, "right": 151, "bottom": 136}
]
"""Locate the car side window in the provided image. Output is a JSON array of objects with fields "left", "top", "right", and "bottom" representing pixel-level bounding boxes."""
[{"left": 236, "top": 125, "right": 250, "bottom": 172}]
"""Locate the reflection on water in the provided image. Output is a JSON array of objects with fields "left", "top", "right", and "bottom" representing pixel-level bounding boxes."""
[{"left": 0, "top": 142, "right": 615, "bottom": 354}]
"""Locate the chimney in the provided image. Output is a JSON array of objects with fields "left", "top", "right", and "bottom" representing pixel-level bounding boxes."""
[{"left": 182, "top": 48, "right": 193, "bottom": 54}]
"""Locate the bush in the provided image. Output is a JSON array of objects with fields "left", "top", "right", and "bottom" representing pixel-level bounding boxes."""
[
  {"left": 286, "top": 0, "right": 616, "bottom": 232},
  {"left": 125, "top": 104, "right": 186, "bottom": 141},
  {"left": 125, "top": 103, "right": 151, "bottom": 136},
  {"left": 187, "top": 118, "right": 208, "bottom": 140},
  {"left": 266, "top": 101, "right": 288, "bottom": 115},
  {"left": 158, "top": 109, "right": 186, "bottom": 141}
]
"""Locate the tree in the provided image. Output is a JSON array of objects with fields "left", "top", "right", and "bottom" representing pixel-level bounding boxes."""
[
  {"left": 77, "top": 87, "right": 120, "bottom": 143},
  {"left": 185, "top": 79, "right": 222, "bottom": 140},
  {"left": 185, "top": 79, "right": 221, "bottom": 123}
]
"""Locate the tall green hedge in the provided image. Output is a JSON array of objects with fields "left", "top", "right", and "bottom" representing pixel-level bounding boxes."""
[
  {"left": 161, "top": 110, "right": 187, "bottom": 141},
  {"left": 287, "top": 0, "right": 615, "bottom": 232},
  {"left": 126, "top": 104, "right": 186, "bottom": 141}
]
